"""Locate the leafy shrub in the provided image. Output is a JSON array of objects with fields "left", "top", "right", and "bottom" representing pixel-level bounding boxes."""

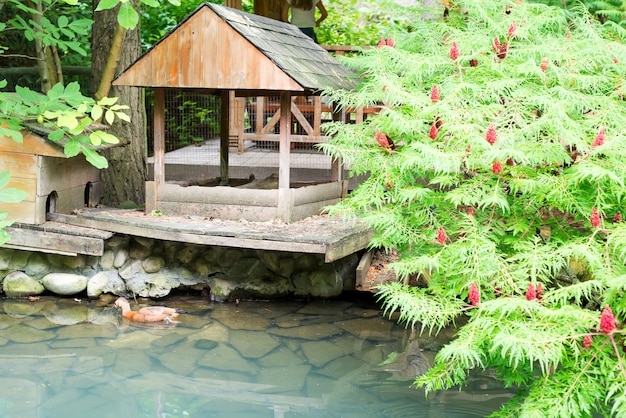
[{"left": 321, "top": 0, "right": 626, "bottom": 416}]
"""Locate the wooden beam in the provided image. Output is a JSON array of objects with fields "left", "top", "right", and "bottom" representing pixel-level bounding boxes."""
[
  {"left": 153, "top": 88, "right": 165, "bottom": 187},
  {"left": 279, "top": 92, "right": 291, "bottom": 190},
  {"left": 220, "top": 91, "right": 230, "bottom": 185},
  {"left": 313, "top": 96, "right": 322, "bottom": 136},
  {"left": 3, "top": 226, "right": 105, "bottom": 256},
  {"left": 241, "top": 133, "right": 330, "bottom": 143},
  {"left": 277, "top": 92, "right": 292, "bottom": 222},
  {"left": 290, "top": 101, "right": 313, "bottom": 136}
]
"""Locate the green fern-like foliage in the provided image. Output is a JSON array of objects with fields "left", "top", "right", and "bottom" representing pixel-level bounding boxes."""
[{"left": 321, "top": 0, "right": 626, "bottom": 416}]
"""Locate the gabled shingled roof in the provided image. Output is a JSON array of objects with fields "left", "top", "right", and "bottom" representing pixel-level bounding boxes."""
[{"left": 113, "top": 2, "right": 355, "bottom": 94}]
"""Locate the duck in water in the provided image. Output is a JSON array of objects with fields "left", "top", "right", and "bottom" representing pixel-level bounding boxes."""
[{"left": 114, "top": 297, "right": 185, "bottom": 323}]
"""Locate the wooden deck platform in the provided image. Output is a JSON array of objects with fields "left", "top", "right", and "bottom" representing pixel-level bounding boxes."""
[{"left": 48, "top": 210, "right": 373, "bottom": 263}]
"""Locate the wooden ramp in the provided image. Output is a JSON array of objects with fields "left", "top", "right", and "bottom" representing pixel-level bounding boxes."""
[{"left": 50, "top": 209, "right": 373, "bottom": 263}]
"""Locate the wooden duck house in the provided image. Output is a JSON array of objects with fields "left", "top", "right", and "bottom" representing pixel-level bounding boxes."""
[
  {"left": 113, "top": 3, "right": 356, "bottom": 222},
  {"left": 0, "top": 126, "right": 105, "bottom": 225}
]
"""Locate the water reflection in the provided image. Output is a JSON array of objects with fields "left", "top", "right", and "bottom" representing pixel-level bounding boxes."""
[{"left": 0, "top": 295, "right": 513, "bottom": 417}]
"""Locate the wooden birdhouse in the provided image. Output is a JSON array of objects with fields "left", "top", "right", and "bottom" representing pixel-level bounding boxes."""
[{"left": 0, "top": 126, "right": 106, "bottom": 225}]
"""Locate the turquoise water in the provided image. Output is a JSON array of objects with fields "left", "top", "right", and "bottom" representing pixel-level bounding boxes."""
[{"left": 0, "top": 295, "right": 513, "bottom": 417}]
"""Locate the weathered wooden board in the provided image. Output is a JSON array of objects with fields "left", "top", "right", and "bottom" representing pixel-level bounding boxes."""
[
  {"left": 324, "top": 227, "right": 374, "bottom": 263},
  {"left": 0, "top": 152, "right": 38, "bottom": 178},
  {"left": 0, "top": 177, "right": 35, "bottom": 201},
  {"left": 0, "top": 130, "right": 65, "bottom": 158},
  {"left": 355, "top": 250, "right": 374, "bottom": 287},
  {"left": 0, "top": 202, "right": 37, "bottom": 224},
  {"left": 51, "top": 210, "right": 372, "bottom": 262},
  {"left": 3, "top": 225, "right": 107, "bottom": 256},
  {"left": 38, "top": 156, "right": 99, "bottom": 198},
  {"left": 51, "top": 212, "right": 328, "bottom": 256}
]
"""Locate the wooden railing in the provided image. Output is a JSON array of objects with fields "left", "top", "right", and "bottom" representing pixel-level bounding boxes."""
[{"left": 228, "top": 94, "right": 380, "bottom": 153}]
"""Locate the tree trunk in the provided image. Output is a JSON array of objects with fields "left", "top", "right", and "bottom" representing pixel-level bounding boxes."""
[
  {"left": 29, "top": 0, "right": 53, "bottom": 92},
  {"left": 91, "top": 0, "right": 146, "bottom": 207}
]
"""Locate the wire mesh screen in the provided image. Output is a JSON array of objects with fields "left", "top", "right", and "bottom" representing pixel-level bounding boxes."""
[{"left": 146, "top": 92, "right": 335, "bottom": 188}]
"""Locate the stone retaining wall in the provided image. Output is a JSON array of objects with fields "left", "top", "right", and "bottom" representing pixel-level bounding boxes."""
[{"left": 0, "top": 235, "right": 360, "bottom": 301}]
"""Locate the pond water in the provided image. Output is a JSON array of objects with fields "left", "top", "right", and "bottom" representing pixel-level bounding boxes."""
[{"left": 0, "top": 294, "right": 513, "bottom": 417}]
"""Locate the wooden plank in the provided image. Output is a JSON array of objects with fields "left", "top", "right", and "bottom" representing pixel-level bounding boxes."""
[
  {"left": 290, "top": 101, "right": 314, "bottom": 136},
  {"left": 153, "top": 88, "right": 165, "bottom": 186},
  {"left": 200, "top": 9, "right": 301, "bottom": 91},
  {"left": 38, "top": 156, "right": 99, "bottom": 197},
  {"left": 292, "top": 182, "right": 342, "bottom": 206},
  {"left": 355, "top": 250, "right": 373, "bottom": 288},
  {"left": 159, "top": 183, "right": 278, "bottom": 206},
  {"left": 28, "top": 218, "right": 114, "bottom": 239},
  {"left": 3, "top": 226, "right": 104, "bottom": 256},
  {"left": 53, "top": 213, "right": 328, "bottom": 255},
  {"left": 0, "top": 152, "right": 37, "bottom": 177},
  {"left": 255, "top": 97, "right": 265, "bottom": 134},
  {"left": 241, "top": 133, "right": 330, "bottom": 143},
  {"left": 325, "top": 227, "right": 374, "bottom": 263},
  {"left": 278, "top": 92, "right": 291, "bottom": 189},
  {"left": 0, "top": 176, "right": 35, "bottom": 201},
  {"left": 177, "top": 17, "right": 194, "bottom": 87},
  {"left": 0, "top": 130, "right": 65, "bottom": 157},
  {"left": 0, "top": 201, "right": 36, "bottom": 224},
  {"left": 158, "top": 201, "right": 279, "bottom": 221},
  {"left": 313, "top": 96, "right": 322, "bottom": 136},
  {"left": 261, "top": 107, "right": 281, "bottom": 135}
]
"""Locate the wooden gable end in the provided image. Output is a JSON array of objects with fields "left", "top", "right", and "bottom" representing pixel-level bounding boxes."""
[{"left": 113, "top": 6, "right": 303, "bottom": 91}]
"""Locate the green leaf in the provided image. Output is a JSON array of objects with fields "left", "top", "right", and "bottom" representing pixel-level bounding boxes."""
[
  {"left": 0, "top": 171, "right": 10, "bottom": 189},
  {"left": 115, "top": 111, "right": 131, "bottom": 123},
  {"left": 46, "top": 82, "right": 65, "bottom": 101},
  {"left": 117, "top": 2, "right": 139, "bottom": 29},
  {"left": 90, "top": 131, "right": 120, "bottom": 145},
  {"left": 64, "top": 138, "right": 81, "bottom": 158},
  {"left": 0, "top": 79, "right": 7, "bottom": 88},
  {"left": 168, "top": 0, "right": 181, "bottom": 5},
  {"left": 91, "top": 105, "right": 104, "bottom": 121},
  {"left": 15, "top": 85, "right": 44, "bottom": 105},
  {"left": 141, "top": 0, "right": 159, "bottom": 7},
  {"left": 0, "top": 229, "right": 11, "bottom": 246},
  {"left": 104, "top": 110, "right": 115, "bottom": 125},
  {"left": 0, "top": 188, "right": 29, "bottom": 203},
  {"left": 58, "top": 15, "right": 69, "bottom": 28},
  {"left": 95, "top": 0, "right": 120, "bottom": 11},
  {"left": 97, "top": 96, "right": 118, "bottom": 106},
  {"left": 0, "top": 127, "right": 23, "bottom": 143},
  {"left": 82, "top": 147, "right": 108, "bottom": 169},
  {"left": 47, "top": 129, "right": 65, "bottom": 141},
  {"left": 57, "top": 114, "right": 79, "bottom": 130},
  {"left": 65, "top": 41, "right": 88, "bottom": 56}
]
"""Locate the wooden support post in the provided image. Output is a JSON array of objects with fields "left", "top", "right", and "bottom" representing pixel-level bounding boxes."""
[
  {"left": 237, "top": 96, "right": 245, "bottom": 153},
  {"left": 256, "top": 96, "right": 264, "bottom": 135},
  {"left": 153, "top": 89, "right": 165, "bottom": 186},
  {"left": 278, "top": 92, "right": 291, "bottom": 189},
  {"left": 331, "top": 102, "right": 343, "bottom": 182},
  {"left": 313, "top": 95, "right": 322, "bottom": 136},
  {"left": 152, "top": 88, "right": 165, "bottom": 210},
  {"left": 278, "top": 92, "right": 292, "bottom": 221},
  {"left": 220, "top": 90, "right": 230, "bottom": 185}
]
